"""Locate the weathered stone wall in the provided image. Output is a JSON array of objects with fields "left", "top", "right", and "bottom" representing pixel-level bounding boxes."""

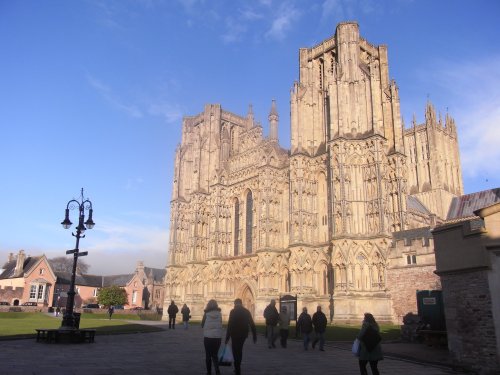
[
  {"left": 441, "top": 270, "right": 499, "bottom": 374},
  {"left": 0, "top": 285, "right": 23, "bottom": 304},
  {"left": 387, "top": 231, "right": 441, "bottom": 323},
  {"left": 386, "top": 264, "right": 440, "bottom": 323}
]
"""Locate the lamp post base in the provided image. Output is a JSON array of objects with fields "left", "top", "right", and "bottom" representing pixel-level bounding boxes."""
[{"left": 60, "top": 312, "right": 81, "bottom": 330}]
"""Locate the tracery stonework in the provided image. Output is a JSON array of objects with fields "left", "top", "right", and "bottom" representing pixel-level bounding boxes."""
[{"left": 163, "top": 22, "right": 463, "bottom": 323}]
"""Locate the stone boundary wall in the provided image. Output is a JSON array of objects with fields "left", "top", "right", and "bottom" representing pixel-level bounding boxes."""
[
  {"left": 387, "top": 233, "right": 440, "bottom": 323},
  {"left": 441, "top": 269, "right": 499, "bottom": 374},
  {"left": 387, "top": 264, "right": 440, "bottom": 323}
]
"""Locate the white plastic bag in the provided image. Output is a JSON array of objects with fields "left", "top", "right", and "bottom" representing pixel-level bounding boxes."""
[
  {"left": 218, "top": 344, "right": 234, "bottom": 366},
  {"left": 352, "top": 338, "right": 360, "bottom": 357}
]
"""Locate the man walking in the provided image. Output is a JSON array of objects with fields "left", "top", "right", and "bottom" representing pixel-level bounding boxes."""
[
  {"left": 278, "top": 306, "right": 291, "bottom": 348},
  {"left": 107, "top": 306, "right": 114, "bottom": 320},
  {"left": 297, "top": 307, "right": 313, "bottom": 350},
  {"left": 167, "top": 300, "right": 179, "bottom": 329},
  {"left": 312, "top": 305, "right": 328, "bottom": 351},
  {"left": 263, "top": 299, "right": 279, "bottom": 349},
  {"left": 225, "top": 298, "right": 257, "bottom": 375}
]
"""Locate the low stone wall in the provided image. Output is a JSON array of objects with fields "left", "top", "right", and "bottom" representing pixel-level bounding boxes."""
[{"left": 441, "top": 269, "right": 499, "bottom": 374}]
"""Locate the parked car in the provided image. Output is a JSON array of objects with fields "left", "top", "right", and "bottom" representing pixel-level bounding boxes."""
[
  {"left": 21, "top": 302, "right": 38, "bottom": 306},
  {"left": 113, "top": 305, "right": 124, "bottom": 310},
  {"left": 82, "top": 303, "right": 100, "bottom": 309},
  {"left": 0, "top": 301, "right": 10, "bottom": 306},
  {"left": 130, "top": 306, "right": 144, "bottom": 310}
]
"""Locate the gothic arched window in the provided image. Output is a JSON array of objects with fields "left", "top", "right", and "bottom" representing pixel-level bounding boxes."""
[
  {"left": 246, "top": 191, "right": 253, "bottom": 254},
  {"left": 234, "top": 199, "right": 240, "bottom": 256}
]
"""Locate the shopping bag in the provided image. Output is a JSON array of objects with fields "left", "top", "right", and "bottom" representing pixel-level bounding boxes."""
[
  {"left": 352, "top": 338, "right": 360, "bottom": 357},
  {"left": 218, "top": 344, "right": 233, "bottom": 366}
]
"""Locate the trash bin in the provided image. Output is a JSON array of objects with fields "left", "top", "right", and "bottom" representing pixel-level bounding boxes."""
[{"left": 74, "top": 313, "right": 81, "bottom": 329}]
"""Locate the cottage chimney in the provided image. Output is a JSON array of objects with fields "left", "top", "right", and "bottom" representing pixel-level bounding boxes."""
[
  {"left": 8, "top": 253, "right": 15, "bottom": 263},
  {"left": 14, "top": 250, "right": 26, "bottom": 277},
  {"left": 137, "top": 261, "right": 144, "bottom": 274}
]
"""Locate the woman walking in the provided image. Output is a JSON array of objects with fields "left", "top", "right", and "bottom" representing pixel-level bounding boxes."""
[
  {"left": 357, "top": 313, "right": 383, "bottom": 375},
  {"left": 201, "top": 299, "right": 222, "bottom": 375},
  {"left": 181, "top": 303, "right": 191, "bottom": 329}
]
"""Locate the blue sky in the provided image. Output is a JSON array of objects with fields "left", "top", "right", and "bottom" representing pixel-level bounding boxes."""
[{"left": 1, "top": 0, "right": 499, "bottom": 275}]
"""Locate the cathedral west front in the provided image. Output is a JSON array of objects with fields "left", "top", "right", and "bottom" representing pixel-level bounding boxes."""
[{"left": 163, "top": 22, "right": 463, "bottom": 323}]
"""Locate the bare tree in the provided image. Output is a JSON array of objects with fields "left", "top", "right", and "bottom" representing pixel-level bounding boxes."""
[{"left": 48, "top": 256, "right": 90, "bottom": 274}]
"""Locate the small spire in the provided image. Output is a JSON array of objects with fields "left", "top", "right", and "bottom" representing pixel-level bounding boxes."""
[
  {"left": 268, "top": 100, "right": 279, "bottom": 141},
  {"left": 246, "top": 104, "right": 254, "bottom": 129}
]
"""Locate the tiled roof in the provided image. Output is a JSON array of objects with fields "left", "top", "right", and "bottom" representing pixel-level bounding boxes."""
[
  {"left": 55, "top": 272, "right": 134, "bottom": 287},
  {"left": 447, "top": 188, "right": 500, "bottom": 220},
  {"left": 407, "top": 195, "right": 432, "bottom": 215},
  {"left": 0, "top": 256, "right": 40, "bottom": 279},
  {"left": 103, "top": 274, "right": 133, "bottom": 287},
  {"left": 144, "top": 267, "right": 165, "bottom": 281}
]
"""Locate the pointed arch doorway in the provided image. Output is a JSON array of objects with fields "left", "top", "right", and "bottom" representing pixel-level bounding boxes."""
[{"left": 240, "top": 285, "right": 255, "bottom": 318}]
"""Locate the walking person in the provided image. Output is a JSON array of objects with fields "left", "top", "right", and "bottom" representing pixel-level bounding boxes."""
[
  {"left": 312, "top": 305, "right": 327, "bottom": 351},
  {"left": 201, "top": 300, "right": 222, "bottom": 375},
  {"left": 278, "top": 306, "right": 290, "bottom": 348},
  {"left": 108, "top": 306, "right": 114, "bottom": 320},
  {"left": 167, "top": 300, "right": 179, "bottom": 329},
  {"left": 225, "top": 298, "right": 257, "bottom": 375},
  {"left": 181, "top": 303, "right": 191, "bottom": 330},
  {"left": 263, "top": 299, "right": 279, "bottom": 348},
  {"left": 357, "top": 313, "right": 383, "bottom": 375},
  {"left": 297, "top": 307, "right": 313, "bottom": 350}
]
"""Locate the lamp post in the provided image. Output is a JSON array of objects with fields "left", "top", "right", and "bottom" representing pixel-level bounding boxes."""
[{"left": 59, "top": 188, "right": 95, "bottom": 330}]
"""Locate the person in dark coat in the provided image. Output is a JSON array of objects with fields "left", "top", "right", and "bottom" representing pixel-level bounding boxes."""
[
  {"left": 357, "top": 313, "right": 383, "bottom": 375},
  {"left": 263, "top": 299, "right": 279, "bottom": 348},
  {"left": 167, "top": 300, "right": 179, "bottom": 329},
  {"left": 297, "top": 307, "right": 313, "bottom": 350},
  {"left": 181, "top": 303, "right": 191, "bottom": 330},
  {"left": 312, "top": 305, "right": 328, "bottom": 351},
  {"left": 278, "top": 306, "right": 291, "bottom": 348},
  {"left": 225, "top": 298, "right": 257, "bottom": 375},
  {"left": 108, "top": 306, "right": 114, "bottom": 320}
]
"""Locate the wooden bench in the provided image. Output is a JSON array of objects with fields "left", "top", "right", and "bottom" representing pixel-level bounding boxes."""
[
  {"left": 35, "top": 328, "right": 96, "bottom": 343},
  {"left": 79, "top": 329, "right": 96, "bottom": 343},
  {"left": 35, "top": 329, "right": 59, "bottom": 343}
]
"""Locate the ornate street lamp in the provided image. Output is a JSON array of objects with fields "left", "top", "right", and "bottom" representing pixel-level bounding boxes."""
[{"left": 59, "top": 188, "right": 95, "bottom": 330}]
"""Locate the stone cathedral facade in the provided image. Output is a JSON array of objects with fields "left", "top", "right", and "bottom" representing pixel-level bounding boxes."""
[{"left": 163, "top": 22, "right": 463, "bottom": 323}]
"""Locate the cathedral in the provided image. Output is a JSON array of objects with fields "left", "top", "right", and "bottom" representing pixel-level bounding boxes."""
[{"left": 163, "top": 22, "right": 463, "bottom": 323}]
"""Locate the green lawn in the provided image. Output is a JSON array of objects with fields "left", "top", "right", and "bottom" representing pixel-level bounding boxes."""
[
  {"left": 0, "top": 312, "right": 163, "bottom": 339},
  {"left": 256, "top": 323, "right": 401, "bottom": 342},
  {"left": 0, "top": 312, "right": 401, "bottom": 342}
]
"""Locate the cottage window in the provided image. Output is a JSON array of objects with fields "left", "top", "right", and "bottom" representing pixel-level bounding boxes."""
[
  {"left": 39, "top": 268, "right": 44, "bottom": 275},
  {"left": 37, "top": 285, "right": 44, "bottom": 300},
  {"left": 30, "top": 285, "right": 37, "bottom": 299},
  {"left": 132, "top": 290, "right": 137, "bottom": 303},
  {"left": 406, "top": 254, "right": 417, "bottom": 265}
]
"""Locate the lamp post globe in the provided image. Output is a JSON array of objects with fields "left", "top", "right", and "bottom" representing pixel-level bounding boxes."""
[{"left": 59, "top": 188, "right": 95, "bottom": 330}]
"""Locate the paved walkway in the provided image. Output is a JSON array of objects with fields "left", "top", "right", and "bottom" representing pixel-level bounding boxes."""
[{"left": 0, "top": 322, "right": 465, "bottom": 375}]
